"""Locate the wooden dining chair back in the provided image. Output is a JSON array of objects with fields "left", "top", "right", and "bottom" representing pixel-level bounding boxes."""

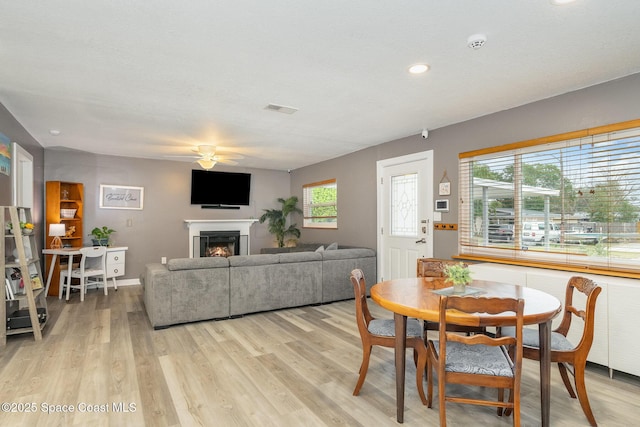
[
  {"left": 417, "top": 258, "right": 468, "bottom": 278},
  {"left": 349, "top": 268, "right": 428, "bottom": 405},
  {"left": 503, "top": 276, "right": 601, "bottom": 426},
  {"left": 59, "top": 246, "right": 108, "bottom": 302},
  {"left": 427, "top": 295, "right": 525, "bottom": 427}
]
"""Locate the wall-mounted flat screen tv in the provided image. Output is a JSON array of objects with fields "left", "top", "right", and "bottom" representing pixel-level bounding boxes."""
[{"left": 190, "top": 170, "right": 251, "bottom": 206}]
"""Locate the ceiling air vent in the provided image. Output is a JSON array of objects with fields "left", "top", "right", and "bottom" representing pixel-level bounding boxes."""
[{"left": 264, "top": 103, "right": 298, "bottom": 114}]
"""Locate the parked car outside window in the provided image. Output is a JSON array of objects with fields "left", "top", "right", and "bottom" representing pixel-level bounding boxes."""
[
  {"left": 488, "top": 224, "right": 514, "bottom": 242},
  {"left": 522, "top": 222, "right": 560, "bottom": 245}
]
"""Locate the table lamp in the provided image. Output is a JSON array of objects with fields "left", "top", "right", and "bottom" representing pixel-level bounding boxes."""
[{"left": 49, "top": 223, "right": 65, "bottom": 249}]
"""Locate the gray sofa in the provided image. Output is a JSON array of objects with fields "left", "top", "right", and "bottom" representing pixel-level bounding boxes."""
[{"left": 143, "top": 247, "right": 376, "bottom": 329}]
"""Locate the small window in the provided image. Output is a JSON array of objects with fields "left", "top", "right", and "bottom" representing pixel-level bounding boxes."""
[{"left": 303, "top": 179, "right": 337, "bottom": 229}]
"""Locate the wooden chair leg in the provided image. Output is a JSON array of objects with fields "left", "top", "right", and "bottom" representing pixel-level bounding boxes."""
[
  {"left": 573, "top": 362, "right": 597, "bottom": 427},
  {"left": 427, "top": 357, "right": 434, "bottom": 408},
  {"left": 558, "top": 362, "right": 577, "bottom": 398},
  {"left": 353, "top": 345, "right": 372, "bottom": 396},
  {"left": 415, "top": 349, "right": 427, "bottom": 405}
]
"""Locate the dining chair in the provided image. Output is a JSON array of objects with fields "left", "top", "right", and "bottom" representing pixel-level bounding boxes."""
[
  {"left": 59, "top": 246, "right": 108, "bottom": 302},
  {"left": 417, "top": 258, "right": 468, "bottom": 278},
  {"left": 417, "top": 258, "right": 485, "bottom": 335},
  {"left": 349, "top": 268, "right": 428, "bottom": 405},
  {"left": 502, "top": 276, "right": 601, "bottom": 427},
  {"left": 427, "top": 295, "right": 525, "bottom": 427}
]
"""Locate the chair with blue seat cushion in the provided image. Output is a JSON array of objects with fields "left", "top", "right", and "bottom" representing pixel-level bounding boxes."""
[
  {"left": 427, "top": 295, "right": 525, "bottom": 427},
  {"left": 349, "top": 268, "right": 428, "bottom": 405},
  {"left": 501, "top": 276, "right": 601, "bottom": 427}
]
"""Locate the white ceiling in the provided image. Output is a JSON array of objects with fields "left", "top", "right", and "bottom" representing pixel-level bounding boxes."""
[{"left": 2, "top": 1, "right": 640, "bottom": 171}]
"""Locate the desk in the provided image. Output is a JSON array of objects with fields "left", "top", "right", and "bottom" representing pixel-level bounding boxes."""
[
  {"left": 371, "top": 277, "right": 561, "bottom": 426},
  {"left": 43, "top": 246, "right": 128, "bottom": 297}
]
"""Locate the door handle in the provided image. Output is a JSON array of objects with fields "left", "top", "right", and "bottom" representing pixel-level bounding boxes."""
[{"left": 415, "top": 238, "right": 426, "bottom": 244}]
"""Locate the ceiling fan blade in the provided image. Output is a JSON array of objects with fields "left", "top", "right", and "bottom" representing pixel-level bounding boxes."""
[{"left": 216, "top": 158, "right": 238, "bottom": 165}]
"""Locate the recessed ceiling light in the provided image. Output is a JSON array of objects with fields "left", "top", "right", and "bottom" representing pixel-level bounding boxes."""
[
  {"left": 408, "top": 64, "right": 429, "bottom": 74},
  {"left": 49, "top": 129, "right": 60, "bottom": 136},
  {"left": 550, "top": 0, "right": 577, "bottom": 5}
]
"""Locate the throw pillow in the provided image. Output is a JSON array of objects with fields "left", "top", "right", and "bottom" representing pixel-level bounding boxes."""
[
  {"left": 326, "top": 242, "right": 338, "bottom": 250},
  {"left": 315, "top": 245, "right": 325, "bottom": 252}
]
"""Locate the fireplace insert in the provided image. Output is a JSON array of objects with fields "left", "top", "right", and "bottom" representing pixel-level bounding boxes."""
[{"left": 198, "top": 230, "right": 241, "bottom": 257}]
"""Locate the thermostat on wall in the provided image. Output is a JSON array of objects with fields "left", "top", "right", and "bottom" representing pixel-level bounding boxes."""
[{"left": 435, "top": 199, "right": 449, "bottom": 212}]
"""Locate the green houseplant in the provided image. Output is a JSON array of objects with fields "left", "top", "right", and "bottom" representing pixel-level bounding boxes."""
[
  {"left": 444, "top": 262, "right": 472, "bottom": 293},
  {"left": 89, "top": 226, "right": 115, "bottom": 246},
  {"left": 259, "top": 196, "right": 302, "bottom": 248}
]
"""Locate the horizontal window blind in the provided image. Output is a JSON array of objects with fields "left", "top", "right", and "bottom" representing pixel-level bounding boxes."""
[{"left": 459, "top": 120, "right": 640, "bottom": 273}]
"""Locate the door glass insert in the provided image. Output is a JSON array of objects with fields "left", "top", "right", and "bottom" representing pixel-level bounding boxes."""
[{"left": 391, "top": 173, "right": 418, "bottom": 236}]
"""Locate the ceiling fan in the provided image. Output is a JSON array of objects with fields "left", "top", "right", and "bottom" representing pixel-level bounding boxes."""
[{"left": 166, "top": 145, "right": 244, "bottom": 170}]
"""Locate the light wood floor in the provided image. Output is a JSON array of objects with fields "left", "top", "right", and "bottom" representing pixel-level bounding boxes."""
[{"left": 0, "top": 285, "right": 638, "bottom": 426}]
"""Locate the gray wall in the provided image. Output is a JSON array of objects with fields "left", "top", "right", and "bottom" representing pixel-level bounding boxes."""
[
  {"left": 291, "top": 73, "right": 640, "bottom": 259},
  {"left": 3, "top": 72, "right": 640, "bottom": 281},
  {"left": 44, "top": 149, "right": 290, "bottom": 281},
  {"left": 0, "top": 102, "right": 45, "bottom": 251}
]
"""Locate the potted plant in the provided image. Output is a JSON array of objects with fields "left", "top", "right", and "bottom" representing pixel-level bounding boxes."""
[
  {"left": 259, "top": 196, "right": 302, "bottom": 248},
  {"left": 89, "top": 226, "right": 115, "bottom": 246},
  {"left": 443, "top": 262, "right": 472, "bottom": 293},
  {"left": 7, "top": 221, "right": 34, "bottom": 235}
]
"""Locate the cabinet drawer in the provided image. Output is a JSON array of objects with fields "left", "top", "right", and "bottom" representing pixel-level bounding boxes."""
[
  {"left": 106, "top": 251, "right": 125, "bottom": 278},
  {"left": 107, "top": 251, "right": 125, "bottom": 264}
]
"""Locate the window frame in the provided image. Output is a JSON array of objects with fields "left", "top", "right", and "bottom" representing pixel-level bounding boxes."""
[
  {"left": 302, "top": 178, "right": 337, "bottom": 229},
  {"left": 458, "top": 118, "right": 640, "bottom": 278}
]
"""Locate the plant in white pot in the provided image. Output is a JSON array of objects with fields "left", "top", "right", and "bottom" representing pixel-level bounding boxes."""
[
  {"left": 89, "top": 226, "right": 115, "bottom": 246},
  {"left": 444, "top": 262, "right": 472, "bottom": 294}
]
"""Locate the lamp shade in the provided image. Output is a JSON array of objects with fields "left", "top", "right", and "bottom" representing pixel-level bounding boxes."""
[
  {"left": 197, "top": 158, "right": 217, "bottom": 170},
  {"left": 49, "top": 223, "right": 66, "bottom": 237}
]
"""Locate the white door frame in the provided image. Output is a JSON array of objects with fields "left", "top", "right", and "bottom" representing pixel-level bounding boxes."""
[
  {"left": 11, "top": 142, "right": 34, "bottom": 208},
  {"left": 376, "top": 150, "right": 434, "bottom": 281}
]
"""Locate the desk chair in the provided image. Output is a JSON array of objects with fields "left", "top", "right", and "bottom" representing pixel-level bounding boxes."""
[
  {"left": 427, "top": 296, "right": 525, "bottom": 427},
  {"left": 349, "top": 269, "right": 428, "bottom": 405},
  {"left": 502, "top": 276, "right": 601, "bottom": 426},
  {"left": 59, "top": 246, "right": 108, "bottom": 302}
]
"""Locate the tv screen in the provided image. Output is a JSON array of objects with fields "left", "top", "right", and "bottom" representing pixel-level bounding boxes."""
[{"left": 190, "top": 170, "right": 251, "bottom": 206}]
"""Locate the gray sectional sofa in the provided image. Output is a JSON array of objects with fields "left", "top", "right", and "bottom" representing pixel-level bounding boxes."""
[{"left": 143, "top": 247, "right": 376, "bottom": 329}]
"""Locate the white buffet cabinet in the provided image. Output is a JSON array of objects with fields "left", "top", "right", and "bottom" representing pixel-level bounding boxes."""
[{"left": 469, "top": 262, "right": 639, "bottom": 378}]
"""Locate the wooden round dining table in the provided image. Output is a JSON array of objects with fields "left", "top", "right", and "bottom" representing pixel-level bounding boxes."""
[{"left": 370, "top": 277, "right": 562, "bottom": 426}]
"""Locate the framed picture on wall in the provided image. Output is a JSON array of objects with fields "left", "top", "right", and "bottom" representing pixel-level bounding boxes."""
[{"left": 99, "top": 184, "right": 144, "bottom": 210}]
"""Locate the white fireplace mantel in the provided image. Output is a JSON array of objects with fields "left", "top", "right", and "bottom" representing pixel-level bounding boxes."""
[{"left": 185, "top": 219, "right": 259, "bottom": 257}]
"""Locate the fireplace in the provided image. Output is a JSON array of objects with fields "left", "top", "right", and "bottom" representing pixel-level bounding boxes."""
[
  {"left": 185, "top": 219, "right": 258, "bottom": 258},
  {"left": 199, "top": 231, "right": 241, "bottom": 257}
]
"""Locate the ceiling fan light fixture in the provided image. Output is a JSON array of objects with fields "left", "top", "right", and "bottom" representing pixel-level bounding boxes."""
[{"left": 197, "top": 158, "right": 217, "bottom": 170}]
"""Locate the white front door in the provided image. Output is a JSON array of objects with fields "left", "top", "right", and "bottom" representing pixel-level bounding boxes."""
[{"left": 377, "top": 151, "right": 434, "bottom": 281}]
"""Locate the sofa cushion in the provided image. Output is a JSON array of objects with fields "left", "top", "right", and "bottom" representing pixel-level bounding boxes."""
[
  {"left": 229, "top": 254, "right": 279, "bottom": 267},
  {"left": 279, "top": 251, "right": 322, "bottom": 264},
  {"left": 321, "top": 248, "right": 375, "bottom": 260},
  {"left": 167, "top": 257, "right": 229, "bottom": 271},
  {"left": 326, "top": 242, "right": 338, "bottom": 250}
]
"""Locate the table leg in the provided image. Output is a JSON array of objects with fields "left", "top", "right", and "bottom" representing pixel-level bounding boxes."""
[
  {"left": 394, "top": 313, "right": 407, "bottom": 423},
  {"left": 539, "top": 320, "right": 552, "bottom": 427},
  {"left": 44, "top": 254, "right": 58, "bottom": 297}
]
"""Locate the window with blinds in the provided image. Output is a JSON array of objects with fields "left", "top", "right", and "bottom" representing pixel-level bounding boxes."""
[
  {"left": 459, "top": 120, "right": 640, "bottom": 273},
  {"left": 303, "top": 179, "right": 337, "bottom": 228}
]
